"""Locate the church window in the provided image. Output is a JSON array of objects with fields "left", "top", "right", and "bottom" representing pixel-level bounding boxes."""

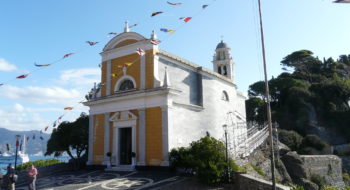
[
  {"left": 119, "top": 80, "right": 134, "bottom": 91},
  {"left": 223, "top": 66, "right": 227, "bottom": 76},
  {"left": 218, "top": 66, "right": 222, "bottom": 74},
  {"left": 222, "top": 91, "right": 229, "bottom": 101}
]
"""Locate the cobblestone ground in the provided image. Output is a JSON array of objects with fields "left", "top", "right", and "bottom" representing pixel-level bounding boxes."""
[{"left": 15, "top": 170, "right": 184, "bottom": 190}]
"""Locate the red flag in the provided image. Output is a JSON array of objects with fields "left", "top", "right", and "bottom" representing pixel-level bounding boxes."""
[
  {"left": 86, "top": 41, "right": 98, "bottom": 46},
  {"left": 151, "top": 11, "right": 163, "bottom": 17},
  {"left": 167, "top": 1, "right": 182, "bottom": 5},
  {"left": 136, "top": 48, "right": 145, "bottom": 56},
  {"left": 150, "top": 39, "right": 161, "bottom": 45},
  {"left": 63, "top": 53, "right": 74, "bottom": 59},
  {"left": 16, "top": 140, "right": 19, "bottom": 147},
  {"left": 16, "top": 73, "right": 30, "bottom": 79},
  {"left": 180, "top": 17, "right": 192, "bottom": 22}
]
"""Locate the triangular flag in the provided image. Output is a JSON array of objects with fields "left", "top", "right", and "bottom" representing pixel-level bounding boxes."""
[
  {"left": 63, "top": 53, "right": 74, "bottom": 59},
  {"left": 180, "top": 17, "right": 192, "bottom": 22},
  {"left": 160, "top": 28, "right": 175, "bottom": 33},
  {"left": 86, "top": 41, "right": 98, "bottom": 46},
  {"left": 129, "top": 24, "right": 137, "bottom": 29},
  {"left": 167, "top": 1, "right": 182, "bottom": 6},
  {"left": 44, "top": 126, "right": 49, "bottom": 131},
  {"left": 150, "top": 39, "right": 161, "bottom": 45},
  {"left": 64, "top": 107, "right": 74, "bottom": 110},
  {"left": 40, "top": 136, "right": 44, "bottom": 140},
  {"left": 34, "top": 63, "right": 51, "bottom": 67},
  {"left": 136, "top": 48, "right": 145, "bottom": 56},
  {"left": 202, "top": 5, "right": 208, "bottom": 9},
  {"left": 151, "top": 11, "right": 163, "bottom": 17},
  {"left": 16, "top": 73, "right": 30, "bottom": 79}
]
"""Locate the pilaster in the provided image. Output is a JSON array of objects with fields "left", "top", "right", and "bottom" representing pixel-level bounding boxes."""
[
  {"left": 160, "top": 106, "right": 170, "bottom": 166},
  {"left": 87, "top": 114, "right": 94, "bottom": 165},
  {"left": 106, "top": 60, "right": 112, "bottom": 95},
  {"left": 138, "top": 108, "right": 146, "bottom": 165},
  {"left": 103, "top": 113, "right": 110, "bottom": 165}
]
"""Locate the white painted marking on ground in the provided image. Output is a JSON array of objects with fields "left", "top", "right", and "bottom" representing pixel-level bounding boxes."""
[
  {"left": 76, "top": 171, "right": 137, "bottom": 190},
  {"left": 134, "top": 176, "right": 179, "bottom": 190}
]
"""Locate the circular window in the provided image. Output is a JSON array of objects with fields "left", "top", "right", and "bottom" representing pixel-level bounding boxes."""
[{"left": 119, "top": 80, "right": 134, "bottom": 91}]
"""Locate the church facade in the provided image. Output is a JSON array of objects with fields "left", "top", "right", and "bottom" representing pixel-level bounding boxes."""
[{"left": 84, "top": 25, "right": 247, "bottom": 167}]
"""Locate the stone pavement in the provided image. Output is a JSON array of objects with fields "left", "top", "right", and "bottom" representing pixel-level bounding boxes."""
[{"left": 15, "top": 170, "right": 185, "bottom": 190}]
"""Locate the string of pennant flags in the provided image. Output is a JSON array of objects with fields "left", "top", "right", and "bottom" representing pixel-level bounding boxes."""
[{"left": 1, "top": 0, "right": 219, "bottom": 148}]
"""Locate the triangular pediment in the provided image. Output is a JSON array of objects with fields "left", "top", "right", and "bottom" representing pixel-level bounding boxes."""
[{"left": 109, "top": 111, "right": 137, "bottom": 122}]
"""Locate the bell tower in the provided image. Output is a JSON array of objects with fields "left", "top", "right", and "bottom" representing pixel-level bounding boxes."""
[{"left": 212, "top": 40, "right": 234, "bottom": 81}]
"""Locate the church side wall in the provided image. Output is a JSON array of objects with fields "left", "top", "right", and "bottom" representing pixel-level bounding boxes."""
[{"left": 157, "top": 57, "right": 246, "bottom": 150}]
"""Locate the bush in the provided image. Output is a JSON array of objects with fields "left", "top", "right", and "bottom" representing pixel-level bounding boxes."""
[
  {"left": 278, "top": 129, "right": 303, "bottom": 150},
  {"left": 300, "top": 135, "right": 328, "bottom": 151},
  {"left": 291, "top": 185, "right": 305, "bottom": 190},
  {"left": 169, "top": 136, "right": 241, "bottom": 185},
  {"left": 311, "top": 174, "right": 325, "bottom": 189},
  {"left": 16, "top": 159, "right": 62, "bottom": 171}
]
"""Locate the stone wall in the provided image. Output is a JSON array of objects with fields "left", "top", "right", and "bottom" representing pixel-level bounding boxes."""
[
  {"left": 235, "top": 173, "right": 290, "bottom": 190},
  {"left": 301, "top": 155, "right": 345, "bottom": 188}
]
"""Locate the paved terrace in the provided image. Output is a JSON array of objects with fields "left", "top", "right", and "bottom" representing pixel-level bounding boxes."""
[{"left": 15, "top": 170, "right": 185, "bottom": 190}]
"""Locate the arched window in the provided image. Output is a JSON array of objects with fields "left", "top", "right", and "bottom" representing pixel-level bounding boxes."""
[
  {"left": 119, "top": 80, "right": 134, "bottom": 91},
  {"left": 222, "top": 91, "right": 229, "bottom": 101}
]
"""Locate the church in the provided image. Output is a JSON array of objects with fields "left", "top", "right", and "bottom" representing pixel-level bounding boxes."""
[{"left": 84, "top": 24, "right": 247, "bottom": 168}]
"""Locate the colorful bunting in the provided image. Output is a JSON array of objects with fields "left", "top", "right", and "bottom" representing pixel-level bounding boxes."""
[
  {"left": 86, "top": 41, "right": 98, "bottom": 46},
  {"left": 129, "top": 24, "right": 137, "bottom": 29},
  {"left": 167, "top": 1, "right": 182, "bottom": 6},
  {"left": 179, "top": 17, "right": 192, "bottom": 22},
  {"left": 160, "top": 28, "right": 175, "bottom": 33},
  {"left": 150, "top": 39, "right": 161, "bottom": 45},
  {"left": 202, "top": 5, "right": 208, "bottom": 9},
  {"left": 44, "top": 126, "right": 49, "bottom": 131},
  {"left": 16, "top": 73, "right": 30, "bottom": 79},
  {"left": 63, "top": 53, "right": 74, "bottom": 59},
  {"left": 136, "top": 48, "right": 145, "bottom": 56},
  {"left": 64, "top": 107, "right": 74, "bottom": 110},
  {"left": 108, "top": 32, "right": 118, "bottom": 36},
  {"left": 34, "top": 63, "right": 51, "bottom": 67},
  {"left": 40, "top": 136, "right": 44, "bottom": 140},
  {"left": 151, "top": 11, "right": 163, "bottom": 17},
  {"left": 53, "top": 121, "right": 57, "bottom": 128}
]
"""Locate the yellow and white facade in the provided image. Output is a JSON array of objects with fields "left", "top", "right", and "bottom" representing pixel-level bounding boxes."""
[{"left": 84, "top": 24, "right": 247, "bottom": 167}]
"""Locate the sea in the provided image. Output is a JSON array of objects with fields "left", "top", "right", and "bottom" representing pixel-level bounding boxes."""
[{"left": 0, "top": 155, "right": 70, "bottom": 174}]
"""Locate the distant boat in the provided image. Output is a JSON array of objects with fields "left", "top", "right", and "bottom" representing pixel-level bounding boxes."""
[{"left": 0, "top": 135, "right": 29, "bottom": 166}]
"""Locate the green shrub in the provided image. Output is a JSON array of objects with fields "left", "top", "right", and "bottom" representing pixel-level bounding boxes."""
[
  {"left": 249, "top": 163, "right": 265, "bottom": 176},
  {"left": 343, "top": 173, "right": 350, "bottom": 183},
  {"left": 278, "top": 129, "right": 303, "bottom": 150},
  {"left": 16, "top": 159, "right": 62, "bottom": 171},
  {"left": 321, "top": 186, "right": 337, "bottom": 190},
  {"left": 169, "top": 136, "right": 241, "bottom": 185},
  {"left": 311, "top": 174, "right": 325, "bottom": 189},
  {"left": 291, "top": 185, "right": 305, "bottom": 190},
  {"left": 300, "top": 135, "right": 328, "bottom": 151}
]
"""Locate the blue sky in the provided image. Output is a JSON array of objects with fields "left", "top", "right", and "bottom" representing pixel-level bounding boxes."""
[{"left": 0, "top": 0, "right": 349, "bottom": 132}]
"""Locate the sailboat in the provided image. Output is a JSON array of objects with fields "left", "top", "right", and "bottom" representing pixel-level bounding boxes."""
[{"left": 0, "top": 135, "right": 30, "bottom": 166}]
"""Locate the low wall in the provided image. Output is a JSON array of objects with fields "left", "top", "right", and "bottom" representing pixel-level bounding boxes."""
[
  {"left": 235, "top": 173, "right": 290, "bottom": 190},
  {"left": 16, "top": 163, "right": 71, "bottom": 184},
  {"left": 301, "top": 155, "right": 345, "bottom": 188}
]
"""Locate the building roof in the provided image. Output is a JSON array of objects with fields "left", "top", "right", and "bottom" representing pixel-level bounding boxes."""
[
  {"left": 157, "top": 49, "right": 235, "bottom": 86},
  {"left": 216, "top": 40, "right": 229, "bottom": 49}
]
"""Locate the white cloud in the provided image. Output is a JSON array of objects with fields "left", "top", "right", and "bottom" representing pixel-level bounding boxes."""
[
  {"left": 0, "top": 58, "right": 17, "bottom": 72},
  {"left": 0, "top": 85, "right": 83, "bottom": 105},
  {"left": 0, "top": 103, "right": 48, "bottom": 131},
  {"left": 60, "top": 68, "right": 100, "bottom": 86}
]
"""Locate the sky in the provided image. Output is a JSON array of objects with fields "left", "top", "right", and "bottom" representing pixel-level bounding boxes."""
[{"left": 0, "top": 0, "right": 349, "bottom": 132}]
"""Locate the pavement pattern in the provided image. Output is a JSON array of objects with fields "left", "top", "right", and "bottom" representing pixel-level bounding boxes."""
[{"left": 15, "top": 170, "right": 185, "bottom": 190}]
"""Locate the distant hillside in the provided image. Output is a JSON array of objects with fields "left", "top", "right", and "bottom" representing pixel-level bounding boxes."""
[{"left": 0, "top": 128, "right": 50, "bottom": 155}]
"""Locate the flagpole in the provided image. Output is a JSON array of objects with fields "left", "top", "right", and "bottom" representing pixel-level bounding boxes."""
[{"left": 257, "top": 0, "right": 276, "bottom": 189}]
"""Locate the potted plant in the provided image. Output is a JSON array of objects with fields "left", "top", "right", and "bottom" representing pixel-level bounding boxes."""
[
  {"left": 131, "top": 152, "right": 136, "bottom": 167},
  {"left": 106, "top": 152, "right": 112, "bottom": 168}
]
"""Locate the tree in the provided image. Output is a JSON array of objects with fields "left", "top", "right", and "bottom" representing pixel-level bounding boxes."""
[{"left": 45, "top": 113, "right": 89, "bottom": 169}]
